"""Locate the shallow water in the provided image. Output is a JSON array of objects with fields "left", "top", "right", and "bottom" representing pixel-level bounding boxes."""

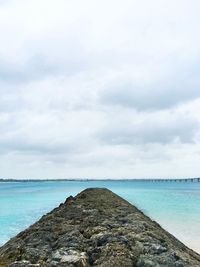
[{"left": 0, "top": 180, "right": 200, "bottom": 253}]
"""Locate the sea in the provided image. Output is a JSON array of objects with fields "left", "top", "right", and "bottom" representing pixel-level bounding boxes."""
[{"left": 0, "top": 180, "right": 200, "bottom": 253}]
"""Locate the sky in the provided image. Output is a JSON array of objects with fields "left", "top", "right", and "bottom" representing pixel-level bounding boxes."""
[{"left": 1, "top": 0, "right": 200, "bottom": 179}]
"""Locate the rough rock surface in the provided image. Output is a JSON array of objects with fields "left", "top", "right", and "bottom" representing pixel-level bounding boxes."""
[{"left": 0, "top": 188, "right": 200, "bottom": 267}]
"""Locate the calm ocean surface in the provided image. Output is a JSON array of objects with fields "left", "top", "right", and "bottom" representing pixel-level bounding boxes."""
[{"left": 0, "top": 180, "right": 200, "bottom": 253}]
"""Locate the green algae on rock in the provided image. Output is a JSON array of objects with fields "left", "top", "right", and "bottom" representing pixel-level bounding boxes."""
[{"left": 0, "top": 188, "right": 200, "bottom": 267}]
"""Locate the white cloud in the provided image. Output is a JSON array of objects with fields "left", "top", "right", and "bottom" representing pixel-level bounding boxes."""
[
  {"left": 99, "top": 108, "right": 199, "bottom": 145},
  {"left": 0, "top": 0, "right": 200, "bottom": 178}
]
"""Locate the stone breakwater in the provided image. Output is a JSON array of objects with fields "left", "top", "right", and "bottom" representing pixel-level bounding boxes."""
[{"left": 0, "top": 188, "right": 200, "bottom": 267}]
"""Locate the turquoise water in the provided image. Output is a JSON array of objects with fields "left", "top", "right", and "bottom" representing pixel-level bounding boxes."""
[{"left": 0, "top": 181, "right": 200, "bottom": 253}]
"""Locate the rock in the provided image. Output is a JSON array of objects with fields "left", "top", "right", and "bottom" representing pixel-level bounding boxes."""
[
  {"left": 136, "top": 258, "right": 158, "bottom": 267},
  {"left": 51, "top": 249, "right": 88, "bottom": 266},
  {"left": 0, "top": 188, "right": 200, "bottom": 267},
  {"left": 9, "top": 261, "right": 40, "bottom": 267}
]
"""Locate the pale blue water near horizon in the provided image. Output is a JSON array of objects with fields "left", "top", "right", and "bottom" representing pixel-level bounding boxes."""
[{"left": 0, "top": 180, "right": 200, "bottom": 253}]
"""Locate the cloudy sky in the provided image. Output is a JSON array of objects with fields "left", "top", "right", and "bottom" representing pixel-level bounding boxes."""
[{"left": 1, "top": 0, "right": 200, "bottom": 179}]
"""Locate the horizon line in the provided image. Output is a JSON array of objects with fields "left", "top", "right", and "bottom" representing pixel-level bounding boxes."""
[{"left": 0, "top": 177, "right": 200, "bottom": 182}]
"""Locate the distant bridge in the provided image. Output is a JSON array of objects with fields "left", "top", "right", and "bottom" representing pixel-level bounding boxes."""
[{"left": 135, "top": 178, "right": 200, "bottom": 182}]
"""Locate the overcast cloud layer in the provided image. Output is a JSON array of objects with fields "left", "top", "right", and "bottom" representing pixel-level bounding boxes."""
[{"left": 1, "top": 0, "right": 200, "bottom": 179}]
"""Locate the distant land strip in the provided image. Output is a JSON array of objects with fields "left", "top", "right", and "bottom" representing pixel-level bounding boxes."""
[{"left": 0, "top": 178, "right": 200, "bottom": 182}]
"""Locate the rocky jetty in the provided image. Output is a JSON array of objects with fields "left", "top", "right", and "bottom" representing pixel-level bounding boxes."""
[{"left": 0, "top": 188, "right": 200, "bottom": 267}]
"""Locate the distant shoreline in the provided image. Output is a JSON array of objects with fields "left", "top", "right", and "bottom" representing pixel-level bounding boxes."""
[{"left": 0, "top": 178, "right": 200, "bottom": 182}]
